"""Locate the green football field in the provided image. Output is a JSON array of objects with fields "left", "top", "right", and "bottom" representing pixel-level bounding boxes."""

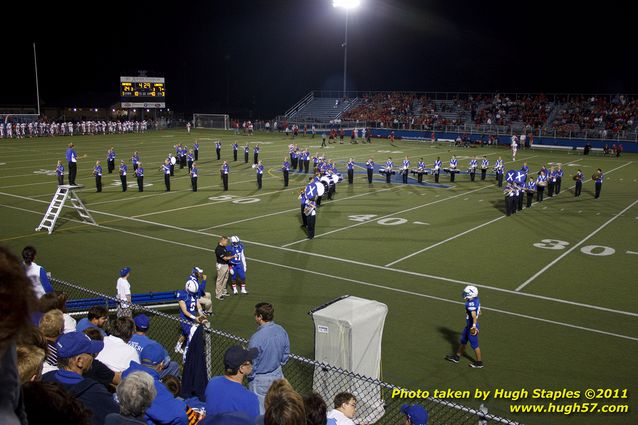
[{"left": 1, "top": 129, "right": 637, "bottom": 424}]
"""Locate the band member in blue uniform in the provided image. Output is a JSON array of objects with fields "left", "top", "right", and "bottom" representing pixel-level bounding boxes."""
[
  {"left": 190, "top": 162, "right": 198, "bottom": 192},
  {"left": 433, "top": 157, "right": 442, "bottom": 183},
  {"left": 449, "top": 156, "right": 458, "bottom": 182},
  {"left": 297, "top": 148, "right": 304, "bottom": 173},
  {"left": 232, "top": 142, "right": 238, "bottom": 161},
  {"left": 66, "top": 143, "right": 78, "bottom": 186},
  {"left": 162, "top": 159, "right": 171, "bottom": 191},
  {"left": 298, "top": 188, "right": 308, "bottom": 228},
  {"left": 401, "top": 156, "right": 410, "bottom": 183},
  {"left": 573, "top": 169, "right": 583, "bottom": 197},
  {"left": 384, "top": 157, "right": 394, "bottom": 184},
  {"left": 503, "top": 182, "right": 517, "bottom": 216},
  {"left": 290, "top": 148, "right": 298, "bottom": 172},
  {"left": 555, "top": 164, "right": 564, "bottom": 194},
  {"left": 282, "top": 158, "right": 290, "bottom": 187},
  {"left": 119, "top": 160, "right": 128, "bottom": 192},
  {"left": 56, "top": 160, "right": 64, "bottom": 185},
  {"left": 244, "top": 144, "right": 250, "bottom": 163},
  {"left": 93, "top": 160, "right": 103, "bottom": 192},
  {"left": 416, "top": 158, "right": 426, "bottom": 183},
  {"left": 181, "top": 145, "right": 188, "bottom": 169},
  {"left": 547, "top": 166, "right": 556, "bottom": 197},
  {"left": 593, "top": 168, "right": 603, "bottom": 199},
  {"left": 494, "top": 157, "right": 504, "bottom": 187},
  {"left": 193, "top": 141, "right": 199, "bottom": 161},
  {"left": 168, "top": 153, "right": 175, "bottom": 176},
  {"left": 366, "top": 158, "right": 374, "bottom": 184},
  {"left": 525, "top": 175, "right": 536, "bottom": 208},
  {"left": 221, "top": 160, "right": 229, "bottom": 191},
  {"left": 175, "top": 144, "right": 184, "bottom": 169},
  {"left": 445, "top": 285, "right": 484, "bottom": 368},
  {"left": 304, "top": 198, "right": 317, "bottom": 239},
  {"left": 107, "top": 147, "right": 116, "bottom": 174},
  {"left": 347, "top": 158, "right": 355, "bottom": 184},
  {"left": 135, "top": 162, "right": 144, "bottom": 192},
  {"left": 253, "top": 144, "right": 260, "bottom": 165},
  {"left": 303, "top": 150, "right": 310, "bottom": 173},
  {"left": 256, "top": 160, "right": 264, "bottom": 189},
  {"left": 215, "top": 140, "right": 222, "bottom": 160},
  {"left": 536, "top": 170, "right": 547, "bottom": 202},
  {"left": 131, "top": 152, "right": 140, "bottom": 172},
  {"left": 468, "top": 157, "right": 477, "bottom": 182},
  {"left": 480, "top": 156, "right": 489, "bottom": 180},
  {"left": 515, "top": 170, "right": 526, "bottom": 211}
]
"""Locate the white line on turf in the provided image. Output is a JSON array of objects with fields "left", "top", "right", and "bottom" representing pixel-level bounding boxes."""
[
  {"left": 516, "top": 198, "right": 638, "bottom": 292},
  {"left": 385, "top": 215, "right": 506, "bottom": 267},
  {"left": 3, "top": 202, "right": 636, "bottom": 342}
]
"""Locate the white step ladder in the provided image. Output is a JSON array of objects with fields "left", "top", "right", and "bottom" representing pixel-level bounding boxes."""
[{"left": 36, "top": 185, "right": 96, "bottom": 234}]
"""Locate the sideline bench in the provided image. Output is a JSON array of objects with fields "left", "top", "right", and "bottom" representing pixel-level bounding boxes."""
[{"left": 66, "top": 290, "right": 179, "bottom": 312}]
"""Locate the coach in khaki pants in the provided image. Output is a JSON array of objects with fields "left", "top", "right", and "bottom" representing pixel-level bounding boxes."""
[{"left": 214, "top": 236, "right": 235, "bottom": 300}]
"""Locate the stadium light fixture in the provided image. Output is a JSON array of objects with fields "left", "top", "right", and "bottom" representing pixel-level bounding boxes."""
[{"left": 332, "top": 0, "right": 361, "bottom": 98}]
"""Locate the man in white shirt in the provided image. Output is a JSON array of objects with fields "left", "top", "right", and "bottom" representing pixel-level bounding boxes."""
[
  {"left": 96, "top": 317, "right": 140, "bottom": 372},
  {"left": 116, "top": 267, "right": 132, "bottom": 318},
  {"left": 327, "top": 392, "right": 357, "bottom": 425}
]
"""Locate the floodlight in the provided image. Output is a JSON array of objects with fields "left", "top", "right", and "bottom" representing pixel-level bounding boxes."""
[{"left": 333, "top": 0, "right": 361, "bottom": 9}]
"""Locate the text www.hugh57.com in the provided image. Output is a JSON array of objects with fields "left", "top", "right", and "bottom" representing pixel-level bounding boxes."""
[{"left": 510, "top": 402, "right": 629, "bottom": 415}]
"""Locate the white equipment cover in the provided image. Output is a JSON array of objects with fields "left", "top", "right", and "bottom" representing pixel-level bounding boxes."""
[{"left": 310, "top": 296, "right": 388, "bottom": 424}]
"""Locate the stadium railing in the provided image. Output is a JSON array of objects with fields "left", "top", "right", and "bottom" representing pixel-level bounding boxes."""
[{"left": 50, "top": 276, "right": 521, "bottom": 425}]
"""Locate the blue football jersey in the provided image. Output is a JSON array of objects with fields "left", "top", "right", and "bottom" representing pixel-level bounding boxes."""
[{"left": 465, "top": 297, "right": 481, "bottom": 326}]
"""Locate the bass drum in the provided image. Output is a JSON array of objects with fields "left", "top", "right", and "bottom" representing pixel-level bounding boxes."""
[
  {"left": 316, "top": 181, "right": 325, "bottom": 196},
  {"left": 170, "top": 157, "right": 177, "bottom": 165}
]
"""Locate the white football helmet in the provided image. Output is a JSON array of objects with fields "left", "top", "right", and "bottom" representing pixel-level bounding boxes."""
[
  {"left": 463, "top": 285, "right": 479, "bottom": 300},
  {"left": 185, "top": 279, "right": 199, "bottom": 294},
  {"left": 230, "top": 235, "right": 240, "bottom": 245}
]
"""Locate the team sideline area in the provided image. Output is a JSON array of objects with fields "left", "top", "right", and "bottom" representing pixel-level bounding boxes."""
[{"left": 2, "top": 129, "right": 637, "bottom": 424}]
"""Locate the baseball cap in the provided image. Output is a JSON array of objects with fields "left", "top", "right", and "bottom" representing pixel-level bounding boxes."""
[
  {"left": 223, "top": 345, "right": 258, "bottom": 370},
  {"left": 120, "top": 267, "right": 131, "bottom": 277},
  {"left": 133, "top": 314, "right": 150, "bottom": 330},
  {"left": 401, "top": 404, "right": 428, "bottom": 425},
  {"left": 140, "top": 342, "right": 165, "bottom": 366},
  {"left": 56, "top": 331, "right": 104, "bottom": 358}
]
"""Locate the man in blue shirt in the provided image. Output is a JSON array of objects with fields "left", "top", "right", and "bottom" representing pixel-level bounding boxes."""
[
  {"left": 247, "top": 302, "right": 290, "bottom": 414},
  {"left": 41, "top": 331, "right": 119, "bottom": 425},
  {"left": 129, "top": 314, "right": 181, "bottom": 378},
  {"left": 122, "top": 343, "right": 189, "bottom": 425},
  {"left": 205, "top": 345, "right": 260, "bottom": 422},
  {"left": 76, "top": 305, "right": 108, "bottom": 336},
  {"left": 445, "top": 285, "right": 483, "bottom": 368},
  {"left": 66, "top": 143, "right": 79, "bottom": 186}
]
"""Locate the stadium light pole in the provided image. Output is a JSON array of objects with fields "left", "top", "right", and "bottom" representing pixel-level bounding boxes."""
[
  {"left": 33, "top": 43, "right": 41, "bottom": 116},
  {"left": 333, "top": 0, "right": 360, "bottom": 99}
]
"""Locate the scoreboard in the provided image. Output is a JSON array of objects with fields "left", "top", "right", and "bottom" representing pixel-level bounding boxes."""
[{"left": 120, "top": 76, "right": 166, "bottom": 108}]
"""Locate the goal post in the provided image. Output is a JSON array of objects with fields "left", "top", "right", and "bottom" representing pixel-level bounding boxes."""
[{"left": 193, "top": 113, "right": 230, "bottom": 130}]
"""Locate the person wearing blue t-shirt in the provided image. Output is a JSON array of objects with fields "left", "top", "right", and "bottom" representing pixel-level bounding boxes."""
[
  {"left": 205, "top": 345, "right": 260, "bottom": 422},
  {"left": 76, "top": 306, "right": 108, "bottom": 337},
  {"left": 445, "top": 286, "right": 484, "bottom": 368},
  {"left": 129, "top": 314, "right": 181, "bottom": 379}
]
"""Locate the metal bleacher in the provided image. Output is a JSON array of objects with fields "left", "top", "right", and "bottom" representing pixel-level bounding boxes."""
[{"left": 286, "top": 94, "right": 359, "bottom": 122}]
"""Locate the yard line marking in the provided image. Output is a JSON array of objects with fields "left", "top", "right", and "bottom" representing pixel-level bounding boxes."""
[
  {"left": 385, "top": 215, "right": 506, "bottom": 267},
  {"left": 4, "top": 202, "right": 635, "bottom": 342},
  {"left": 627, "top": 251, "right": 638, "bottom": 255},
  {"left": 3, "top": 190, "right": 637, "bottom": 318},
  {"left": 516, "top": 198, "right": 638, "bottom": 292},
  {"left": 197, "top": 188, "right": 393, "bottom": 231},
  {"left": 281, "top": 185, "right": 492, "bottom": 247}
]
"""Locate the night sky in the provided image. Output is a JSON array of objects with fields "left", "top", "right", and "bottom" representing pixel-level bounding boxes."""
[{"left": 2, "top": 0, "right": 635, "bottom": 118}]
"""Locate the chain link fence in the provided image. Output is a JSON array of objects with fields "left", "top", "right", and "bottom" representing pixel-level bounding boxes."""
[{"left": 51, "top": 276, "right": 520, "bottom": 425}]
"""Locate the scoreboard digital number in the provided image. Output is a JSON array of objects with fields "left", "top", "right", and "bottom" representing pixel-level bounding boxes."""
[{"left": 120, "top": 76, "right": 166, "bottom": 108}]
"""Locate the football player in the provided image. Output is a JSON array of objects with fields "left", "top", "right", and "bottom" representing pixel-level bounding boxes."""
[
  {"left": 227, "top": 236, "right": 248, "bottom": 294},
  {"left": 445, "top": 285, "right": 483, "bottom": 368}
]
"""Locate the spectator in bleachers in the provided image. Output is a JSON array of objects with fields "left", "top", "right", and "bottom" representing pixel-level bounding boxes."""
[
  {"left": 122, "top": 342, "right": 189, "bottom": 425},
  {"left": 76, "top": 306, "right": 109, "bottom": 337},
  {"left": 264, "top": 388, "right": 306, "bottom": 425},
  {"left": 327, "top": 392, "right": 357, "bottom": 425},
  {"left": 16, "top": 344, "right": 46, "bottom": 385},
  {"left": 401, "top": 403, "right": 429, "bottom": 425},
  {"left": 83, "top": 328, "right": 121, "bottom": 391},
  {"left": 41, "top": 331, "right": 119, "bottom": 425},
  {"left": 96, "top": 317, "right": 140, "bottom": 373},
  {"left": 38, "top": 291, "right": 76, "bottom": 334},
  {"left": 248, "top": 302, "right": 290, "bottom": 414},
  {"left": 22, "top": 245, "right": 53, "bottom": 299},
  {"left": 128, "top": 314, "right": 180, "bottom": 379},
  {"left": 105, "top": 371, "right": 156, "bottom": 425},
  {"left": 303, "top": 392, "right": 335, "bottom": 425},
  {"left": 205, "top": 345, "right": 260, "bottom": 422},
  {"left": 39, "top": 308, "right": 64, "bottom": 375},
  {"left": 23, "top": 381, "right": 92, "bottom": 425}
]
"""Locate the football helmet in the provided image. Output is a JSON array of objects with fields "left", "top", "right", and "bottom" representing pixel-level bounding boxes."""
[
  {"left": 230, "top": 235, "right": 240, "bottom": 246},
  {"left": 185, "top": 279, "right": 199, "bottom": 294},
  {"left": 463, "top": 285, "right": 479, "bottom": 300}
]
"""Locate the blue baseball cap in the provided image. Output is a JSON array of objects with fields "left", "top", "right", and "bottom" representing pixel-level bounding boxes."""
[
  {"left": 141, "top": 342, "right": 165, "bottom": 366},
  {"left": 223, "top": 345, "right": 258, "bottom": 370},
  {"left": 401, "top": 404, "right": 429, "bottom": 425},
  {"left": 133, "top": 314, "right": 150, "bottom": 330},
  {"left": 56, "top": 331, "right": 104, "bottom": 358},
  {"left": 120, "top": 267, "right": 131, "bottom": 277}
]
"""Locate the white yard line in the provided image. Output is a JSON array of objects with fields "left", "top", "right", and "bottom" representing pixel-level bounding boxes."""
[
  {"left": 516, "top": 198, "right": 638, "bottom": 292},
  {"left": 3, "top": 202, "right": 636, "bottom": 342}
]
